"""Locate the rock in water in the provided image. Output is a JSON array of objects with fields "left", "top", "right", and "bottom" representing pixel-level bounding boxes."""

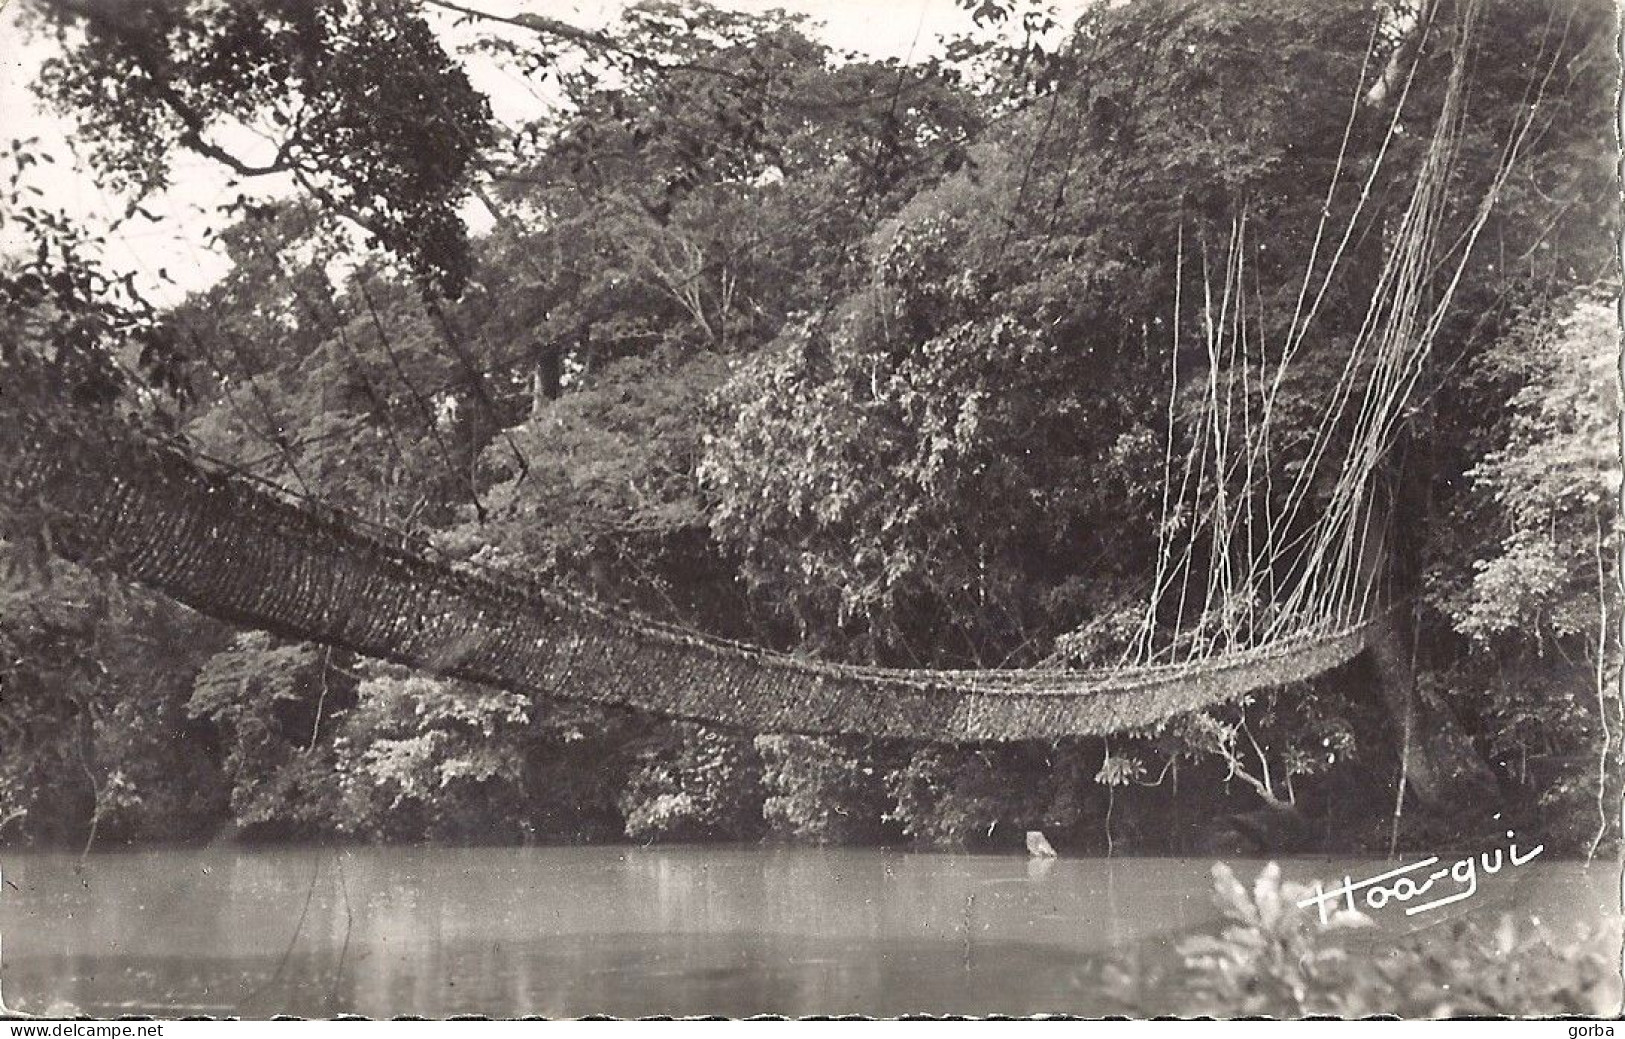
[{"left": 1025, "top": 829, "right": 1058, "bottom": 857}]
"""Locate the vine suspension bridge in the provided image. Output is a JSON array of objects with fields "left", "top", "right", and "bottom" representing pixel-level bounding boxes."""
[{"left": 0, "top": 0, "right": 1541, "bottom": 744}]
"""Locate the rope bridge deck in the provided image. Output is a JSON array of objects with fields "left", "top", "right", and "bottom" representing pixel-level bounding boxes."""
[{"left": 1, "top": 402, "right": 1378, "bottom": 742}]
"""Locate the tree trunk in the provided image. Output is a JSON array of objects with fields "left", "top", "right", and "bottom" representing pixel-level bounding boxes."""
[
  {"left": 1367, "top": 615, "right": 1499, "bottom": 812},
  {"left": 530, "top": 336, "right": 563, "bottom": 417}
]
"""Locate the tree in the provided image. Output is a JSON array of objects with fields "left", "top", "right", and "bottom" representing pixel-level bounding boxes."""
[
  {"left": 32, "top": 0, "right": 493, "bottom": 297},
  {"left": 1423, "top": 292, "right": 1621, "bottom": 849}
]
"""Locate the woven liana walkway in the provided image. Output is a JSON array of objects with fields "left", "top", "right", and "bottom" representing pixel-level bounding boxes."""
[{"left": 0, "top": 395, "right": 1378, "bottom": 742}]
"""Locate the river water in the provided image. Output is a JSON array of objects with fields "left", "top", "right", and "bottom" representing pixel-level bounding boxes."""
[{"left": 0, "top": 846, "right": 1615, "bottom": 1017}]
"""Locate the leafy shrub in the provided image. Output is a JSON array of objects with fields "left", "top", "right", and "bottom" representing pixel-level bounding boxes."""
[
  {"left": 1172, "top": 861, "right": 1379, "bottom": 1015},
  {"left": 618, "top": 724, "right": 764, "bottom": 841},
  {"left": 885, "top": 745, "right": 1033, "bottom": 847},
  {"left": 523, "top": 701, "right": 647, "bottom": 843},
  {"left": 335, "top": 671, "right": 531, "bottom": 843},
  {"left": 1122, "top": 861, "right": 1623, "bottom": 1017},
  {"left": 756, "top": 734, "right": 890, "bottom": 843},
  {"left": 88, "top": 693, "right": 228, "bottom": 845},
  {"left": 1423, "top": 291, "right": 1622, "bottom": 853},
  {"left": 0, "top": 555, "right": 229, "bottom": 846},
  {"left": 882, "top": 742, "right": 1104, "bottom": 849},
  {"left": 188, "top": 632, "right": 343, "bottom": 838},
  {"left": 1433, "top": 295, "right": 1619, "bottom": 646}
]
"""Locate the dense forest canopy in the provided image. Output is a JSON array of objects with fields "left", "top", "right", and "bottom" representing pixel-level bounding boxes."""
[{"left": 0, "top": 0, "right": 1617, "bottom": 854}]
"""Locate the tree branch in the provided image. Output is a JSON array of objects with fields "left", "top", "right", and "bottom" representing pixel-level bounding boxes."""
[
  {"left": 419, "top": 0, "right": 752, "bottom": 84},
  {"left": 44, "top": 0, "right": 296, "bottom": 178}
]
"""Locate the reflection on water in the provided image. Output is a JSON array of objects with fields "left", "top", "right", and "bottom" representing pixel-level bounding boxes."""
[{"left": 0, "top": 845, "right": 1614, "bottom": 1017}]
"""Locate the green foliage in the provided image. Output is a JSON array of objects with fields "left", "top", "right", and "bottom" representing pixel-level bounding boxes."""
[
  {"left": 1094, "top": 747, "right": 1146, "bottom": 788},
  {"left": 702, "top": 161, "right": 1169, "bottom": 663},
  {"left": 468, "top": 352, "right": 732, "bottom": 615},
  {"left": 85, "top": 687, "right": 228, "bottom": 845},
  {"left": 756, "top": 735, "right": 890, "bottom": 843},
  {"left": 522, "top": 702, "right": 648, "bottom": 843},
  {"left": 882, "top": 742, "right": 1103, "bottom": 848},
  {"left": 1433, "top": 294, "right": 1620, "bottom": 646},
  {"left": 618, "top": 724, "right": 764, "bottom": 841},
  {"left": 334, "top": 671, "right": 531, "bottom": 842},
  {"left": 1174, "top": 862, "right": 1375, "bottom": 1015},
  {"left": 1168, "top": 689, "right": 1359, "bottom": 807},
  {"left": 1420, "top": 291, "right": 1622, "bottom": 851},
  {"left": 700, "top": 0, "right": 1593, "bottom": 668},
  {"left": 1339, "top": 915, "right": 1620, "bottom": 1016},
  {"left": 1, "top": 149, "right": 185, "bottom": 419},
  {"left": 188, "top": 632, "right": 342, "bottom": 837},
  {"left": 885, "top": 745, "right": 1025, "bottom": 846},
  {"left": 0, "top": 552, "right": 226, "bottom": 846},
  {"left": 34, "top": 0, "right": 493, "bottom": 296}
]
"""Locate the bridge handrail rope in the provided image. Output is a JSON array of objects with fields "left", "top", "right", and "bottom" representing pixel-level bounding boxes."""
[
  {"left": 164, "top": 431, "right": 1385, "bottom": 689},
  {"left": 12, "top": 393, "right": 1387, "bottom": 692}
]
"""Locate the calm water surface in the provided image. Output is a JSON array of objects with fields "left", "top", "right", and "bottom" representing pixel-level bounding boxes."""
[{"left": 0, "top": 846, "right": 1615, "bottom": 1017}]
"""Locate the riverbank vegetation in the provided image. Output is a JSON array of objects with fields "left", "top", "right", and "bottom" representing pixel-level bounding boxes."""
[
  {"left": 1, "top": 0, "right": 1618, "bottom": 858},
  {"left": 1102, "top": 863, "right": 1619, "bottom": 1015}
]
